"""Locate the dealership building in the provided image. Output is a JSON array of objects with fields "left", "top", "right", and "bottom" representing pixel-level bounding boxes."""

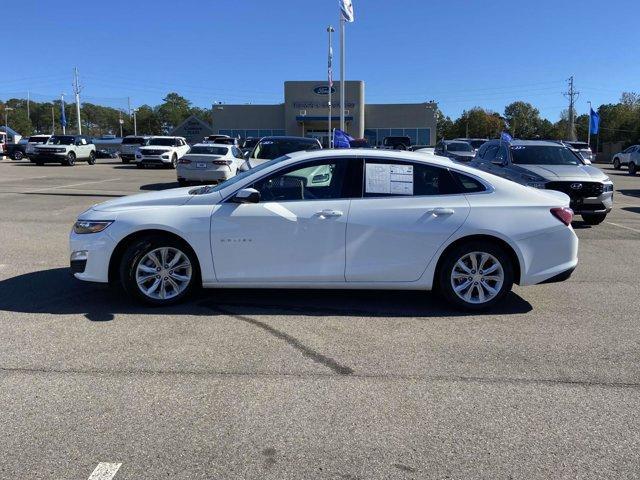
[{"left": 210, "top": 81, "right": 437, "bottom": 147}]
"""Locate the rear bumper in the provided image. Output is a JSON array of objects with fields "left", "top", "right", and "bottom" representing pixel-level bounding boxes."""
[
  {"left": 537, "top": 266, "right": 575, "bottom": 284},
  {"left": 518, "top": 225, "right": 579, "bottom": 286},
  {"left": 178, "top": 168, "right": 233, "bottom": 182}
]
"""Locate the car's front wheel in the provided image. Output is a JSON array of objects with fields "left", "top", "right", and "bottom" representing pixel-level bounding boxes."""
[
  {"left": 582, "top": 213, "right": 607, "bottom": 225},
  {"left": 12, "top": 150, "right": 24, "bottom": 161},
  {"left": 64, "top": 152, "right": 76, "bottom": 166},
  {"left": 87, "top": 151, "right": 96, "bottom": 165},
  {"left": 629, "top": 162, "right": 637, "bottom": 175},
  {"left": 120, "top": 235, "right": 199, "bottom": 306},
  {"left": 613, "top": 157, "right": 621, "bottom": 169},
  {"left": 438, "top": 241, "right": 514, "bottom": 311}
]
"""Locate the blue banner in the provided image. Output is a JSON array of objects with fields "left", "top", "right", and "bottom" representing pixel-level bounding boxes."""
[
  {"left": 500, "top": 131, "right": 513, "bottom": 143},
  {"left": 589, "top": 108, "right": 599, "bottom": 135},
  {"left": 60, "top": 100, "right": 67, "bottom": 128},
  {"left": 333, "top": 128, "right": 353, "bottom": 148}
]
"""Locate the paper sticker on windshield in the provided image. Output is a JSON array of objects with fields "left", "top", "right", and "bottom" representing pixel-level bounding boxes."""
[{"left": 365, "top": 163, "right": 413, "bottom": 195}]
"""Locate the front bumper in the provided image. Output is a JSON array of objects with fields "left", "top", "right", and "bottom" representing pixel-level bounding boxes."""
[
  {"left": 69, "top": 229, "right": 116, "bottom": 283},
  {"left": 32, "top": 152, "right": 67, "bottom": 162},
  {"left": 570, "top": 191, "right": 613, "bottom": 215},
  {"left": 136, "top": 155, "right": 172, "bottom": 165}
]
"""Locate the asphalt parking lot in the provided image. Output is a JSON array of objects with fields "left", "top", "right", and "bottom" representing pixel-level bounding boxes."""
[{"left": 1, "top": 157, "right": 639, "bottom": 479}]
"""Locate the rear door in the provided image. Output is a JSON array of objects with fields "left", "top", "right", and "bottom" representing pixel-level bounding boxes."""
[{"left": 345, "top": 158, "right": 470, "bottom": 282}]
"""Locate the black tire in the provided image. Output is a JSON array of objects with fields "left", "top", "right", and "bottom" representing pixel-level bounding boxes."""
[
  {"left": 64, "top": 151, "right": 76, "bottom": 166},
  {"left": 119, "top": 235, "right": 200, "bottom": 306},
  {"left": 613, "top": 157, "right": 621, "bottom": 170},
  {"left": 87, "top": 151, "right": 96, "bottom": 165},
  {"left": 178, "top": 179, "right": 189, "bottom": 187},
  {"left": 35, "top": 162, "right": 43, "bottom": 166},
  {"left": 11, "top": 150, "right": 24, "bottom": 161},
  {"left": 169, "top": 154, "right": 178, "bottom": 169},
  {"left": 136, "top": 163, "right": 144, "bottom": 169},
  {"left": 582, "top": 213, "right": 606, "bottom": 225},
  {"left": 437, "top": 240, "right": 514, "bottom": 311},
  {"left": 122, "top": 158, "right": 130, "bottom": 164},
  {"left": 629, "top": 162, "right": 637, "bottom": 176}
]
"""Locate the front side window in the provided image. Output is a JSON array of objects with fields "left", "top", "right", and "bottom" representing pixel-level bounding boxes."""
[
  {"left": 48, "top": 136, "right": 74, "bottom": 145},
  {"left": 250, "top": 158, "right": 356, "bottom": 202}
]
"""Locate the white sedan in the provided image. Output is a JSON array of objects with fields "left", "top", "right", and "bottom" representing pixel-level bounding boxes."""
[
  {"left": 176, "top": 143, "right": 245, "bottom": 186},
  {"left": 69, "top": 149, "right": 578, "bottom": 310}
]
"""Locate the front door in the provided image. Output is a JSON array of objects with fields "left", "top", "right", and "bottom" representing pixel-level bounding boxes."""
[
  {"left": 210, "top": 157, "right": 358, "bottom": 283},
  {"left": 346, "top": 159, "right": 470, "bottom": 282}
]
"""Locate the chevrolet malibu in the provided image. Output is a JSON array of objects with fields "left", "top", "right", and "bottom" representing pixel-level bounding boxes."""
[{"left": 70, "top": 149, "right": 578, "bottom": 310}]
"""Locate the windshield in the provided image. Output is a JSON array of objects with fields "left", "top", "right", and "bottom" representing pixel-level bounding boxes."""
[
  {"left": 243, "top": 138, "right": 259, "bottom": 149},
  {"left": 29, "top": 136, "right": 50, "bottom": 143},
  {"left": 252, "top": 139, "right": 320, "bottom": 159},
  {"left": 48, "top": 136, "right": 74, "bottom": 145},
  {"left": 191, "top": 156, "right": 290, "bottom": 194},
  {"left": 148, "top": 138, "right": 176, "bottom": 146},
  {"left": 566, "top": 142, "right": 590, "bottom": 150},
  {"left": 511, "top": 145, "right": 583, "bottom": 165},
  {"left": 189, "top": 146, "right": 228, "bottom": 155},
  {"left": 122, "top": 137, "right": 146, "bottom": 145},
  {"left": 447, "top": 142, "right": 473, "bottom": 152}
]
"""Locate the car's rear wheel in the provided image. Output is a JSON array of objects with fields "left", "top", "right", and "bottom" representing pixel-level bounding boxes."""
[
  {"left": 64, "top": 152, "right": 76, "bottom": 166},
  {"left": 582, "top": 213, "right": 606, "bottom": 225},
  {"left": 170, "top": 154, "right": 178, "bottom": 169},
  {"left": 120, "top": 235, "right": 199, "bottom": 306},
  {"left": 87, "top": 151, "right": 96, "bottom": 165},
  {"left": 136, "top": 163, "right": 144, "bottom": 169},
  {"left": 122, "top": 158, "right": 130, "bottom": 164},
  {"left": 438, "top": 241, "right": 514, "bottom": 311},
  {"left": 613, "top": 157, "right": 621, "bottom": 169},
  {"left": 629, "top": 162, "right": 637, "bottom": 175},
  {"left": 11, "top": 150, "right": 24, "bottom": 161},
  {"left": 178, "top": 178, "right": 189, "bottom": 187}
]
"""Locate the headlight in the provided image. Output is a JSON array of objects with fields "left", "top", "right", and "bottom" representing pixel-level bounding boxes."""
[
  {"left": 56, "top": 148, "right": 66, "bottom": 153},
  {"left": 73, "top": 220, "right": 113, "bottom": 234},
  {"left": 603, "top": 184, "right": 614, "bottom": 192},
  {"left": 527, "top": 182, "right": 546, "bottom": 189}
]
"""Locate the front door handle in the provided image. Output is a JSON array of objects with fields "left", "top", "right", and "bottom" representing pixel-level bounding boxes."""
[
  {"left": 428, "top": 207, "right": 455, "bottom": 216},
  {"left": 316, "top": 209, "right": 343, "bottom": 218}
]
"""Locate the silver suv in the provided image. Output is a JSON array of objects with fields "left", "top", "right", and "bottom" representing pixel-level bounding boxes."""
[
  {"left": 33, "top": 135, "right": 96, "bottom": 166},
  {"left": 471, "top": 139, "right": 614, "bottom": 225}
]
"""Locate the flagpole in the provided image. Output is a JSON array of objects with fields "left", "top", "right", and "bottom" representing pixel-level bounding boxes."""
[
  {"left": 587, "top": 101, "right": 592, "bottom": 148},
  {"left": 327, "top": 25, "right": 334, "bottom": 148},
  {"left": 61, "top": 93, "right": 66, "bottom": 135},
  {"left": 339, "top": 14, "right": 345, "bottom": 132}
]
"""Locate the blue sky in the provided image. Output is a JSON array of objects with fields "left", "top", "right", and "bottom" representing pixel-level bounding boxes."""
[{"left": 2, "top": 0, "right": 638, "bottom": 120}]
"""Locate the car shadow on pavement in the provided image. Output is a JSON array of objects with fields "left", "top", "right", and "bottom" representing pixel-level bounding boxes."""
[
  {"left": 0, "top": 268, "right": 532, "bottom": 320},
  {"left": 619, "top": 188, "right": 640, "bottom": 198},
  {"left": 622, "top": 207, "right": 640, "bottom": 215}
]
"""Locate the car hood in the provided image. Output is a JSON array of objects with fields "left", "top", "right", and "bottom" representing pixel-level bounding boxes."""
[
  {"left": 92, "top": 187, "right": 196, "bottom": 212},
  {"left": 139, "top": 146, "right": 172, "bottom": 151},
  {"left": 516, "top": 164, "right": 608, "bottom": 181}
]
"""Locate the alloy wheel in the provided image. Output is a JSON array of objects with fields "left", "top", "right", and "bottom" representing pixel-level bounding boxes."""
[
  {"left": 450, "top": 251, "right": 504, "bottom": 304},
  {"left": 135, "top": 247, "right": 192, "bottom": 300}
]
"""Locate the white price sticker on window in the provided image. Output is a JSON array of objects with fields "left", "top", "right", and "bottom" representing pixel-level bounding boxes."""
[{"left": 365, "top": 163, "right": 413, "bottom": 195}]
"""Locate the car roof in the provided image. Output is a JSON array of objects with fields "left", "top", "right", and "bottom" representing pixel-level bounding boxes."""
[
  {"left": 508, "top": 139, "right": 564, "bottom": 147},
  {"left": 191, "top": 143, "right": 231, "bottom": 148},
  {"left": 149, "top": 135, "right": 184, "bottom": 139},
  {"left": 260, "top": 136, "right": 320, "bottom": 142},
  {"left": 286, "top": 148, "right": 457, "bottom": 165}
]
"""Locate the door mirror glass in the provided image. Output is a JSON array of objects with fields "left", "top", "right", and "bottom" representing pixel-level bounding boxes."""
[{"left": 232, "top": 187, "right": 260, "bottom": 204}]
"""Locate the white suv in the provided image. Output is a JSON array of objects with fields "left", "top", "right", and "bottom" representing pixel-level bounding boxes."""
[
  {"left": 612, "top": 145, "right": 640, "bottom": 175},
  {"left": 119, "top": 135, "right": 150, "bottom": 163},
  {"left": 135, "top": 136, "right": 190, "bottom": 169},
  {"left": 32, "top": 135, "right": 96, "bottom": 166}
]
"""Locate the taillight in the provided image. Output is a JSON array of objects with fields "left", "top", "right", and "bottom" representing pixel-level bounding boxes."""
[
  {"left": 178, "top": 158, "right": 191, "bottom": 164},
  {"left": 551, "top": 207, "right": 573, "bottom": 226}
]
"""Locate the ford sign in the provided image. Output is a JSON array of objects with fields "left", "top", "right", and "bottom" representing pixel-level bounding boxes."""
[{"left": 313, "top": 85, "right": 336, "bottom": 95}]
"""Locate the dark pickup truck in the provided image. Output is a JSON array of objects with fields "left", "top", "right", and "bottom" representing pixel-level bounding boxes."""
[{"left": 3, "top": 141, "right": 28, "bottom": 160}]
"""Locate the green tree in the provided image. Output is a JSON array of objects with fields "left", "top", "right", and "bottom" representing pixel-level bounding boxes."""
[
  {"left": 504, "top": 101, "right": 541, "bottom": 139},
  {"left": 158, "top": 92, "right": 191, "bottom": 131}
]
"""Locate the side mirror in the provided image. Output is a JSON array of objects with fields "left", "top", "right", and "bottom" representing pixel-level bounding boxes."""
[
  {"left": 232, "top": 188, "right": 260, "bottom": 204},
  {"left": 243, "top": 150, "right": 250, "bottom": 159},
  {"left": 491, "top": 158, "right": 507, "bottom": 166}
]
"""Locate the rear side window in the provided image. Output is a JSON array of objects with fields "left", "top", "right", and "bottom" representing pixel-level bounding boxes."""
[
  {"left": 364, "top": 160, "right": 461, "bottom": 197},
  {"left": 450, "top": 171, "right": 487, "bottom": 193}
]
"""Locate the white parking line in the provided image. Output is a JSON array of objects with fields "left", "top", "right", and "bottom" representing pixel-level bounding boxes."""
[
  {"left": 26, "top": 178, "right": 122, "bottom": 193},
  {"left": 606, "top": 222, "right": 640, "bottom": 234},
  {"left": 87, "top": 462, "right": 122, "bottom": 480}
]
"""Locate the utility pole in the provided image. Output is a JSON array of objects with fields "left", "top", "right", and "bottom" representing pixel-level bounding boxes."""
[
  {"left": 27, "top": 91, "right": 30, "bottom": 123},
  {"left": 587, "top": 101, "right": 592, "bottom": 148},
  {"left": 61, "top": 93, "right": 66, "bottom": 134},
  {"left": 51, "top": 105, "right": 55, "bottom": 134},
  {"left": 327, "top": 25, "right": 334, "bottom": 148},
  {"left": 563, "top": 76, "right": 578, "bottom": 141},
  {"left": 118, "top": 110, "right": 123, "bottom": 137},
  {"left": 127, "top": 97, "right": 131, "bottom": 117},
  {"left": 132, "top": 109, "right": 138, "bottom": 136},
  {"left": 72, "top": 67, "right": 82, "bottom": 134}
]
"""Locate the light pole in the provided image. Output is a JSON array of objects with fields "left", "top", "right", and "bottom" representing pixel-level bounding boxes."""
[
  {"left": 132, "top": 108, "right": 138, "bottom": 136},
  {"left": 587, "top": 101, "right": 592, "bottom": 148},
  {"left": 327, "top": 25, "right": 334, "bottom": 148}
]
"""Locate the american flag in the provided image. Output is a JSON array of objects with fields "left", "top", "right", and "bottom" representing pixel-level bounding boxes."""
[
  {"left": 328, "top": 45, "right": 333, "bottom": 87},
  {"left": 339, "top": 0, "right": 355, "bottom": 22}
]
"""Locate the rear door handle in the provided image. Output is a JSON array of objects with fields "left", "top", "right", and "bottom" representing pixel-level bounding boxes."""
[
  {"left": 428, "top": 207, "right": 455, "bottom": 216},
  {"left": 316, "top": 209, "right": 343, "bottom": 218}
]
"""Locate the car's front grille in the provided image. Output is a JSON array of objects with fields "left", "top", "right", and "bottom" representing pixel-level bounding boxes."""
[
  {"left": 141, "top": 149, "right": 167, "bottom": 156},
  {"left": 546, "top": 181, "right": 604, "bottom": 199}
]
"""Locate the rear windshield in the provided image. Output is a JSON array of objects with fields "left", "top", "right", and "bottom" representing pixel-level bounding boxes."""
[
  {"left": 252, "top": 139, "right": 320, "bottom": 160},
  {"left": 189, "top": 146, "right": 229, "bottom": 155},
  {"left": 447, "top": 142, "right": 473, "bottom": 152},
  {"left": 511, "top": 145, "right": 583, "bottom": 165},
  {"left": 566, "top": 142, "right": 589, "bottom": 150},
  {"left": 383, "top": 137, "right": 411, "bottom": 146},
  {"left": 148, "top": 138, "right": 175, "bottom": 146},
  {"left": 243, "top": 138, "right": 259, "bottom": 149},
  {"left": 122, "top": 137, "right": 147, "bottom": 145},
  {"left": 48, "top": 136, "right": 75, "bottom": 145},
  {"left": 29, "top": 136, "right": 50, "bottom": 143}
]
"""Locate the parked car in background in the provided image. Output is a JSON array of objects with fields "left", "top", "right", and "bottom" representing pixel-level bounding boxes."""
[
  {"left": 561, "top": 140, "right": 594, "bottom": 163},
  {"left": 414, "top": 147, "right": 435, "bottom": 155},
  {"left": 241, "top": 137, "right": 260, "bottom": 154},
  {"left": 239, "top": 136, "right": 322, "bottom": 170},
  {"left": 176, "top": 143, "right": 245, "bottom": 186},
  {"left": 408, "top": 144, "right": 432, "bottom": 152},
  {"left": 32, "top": 135, "right": 96, "bottom": 166},
  {"left": 612, "top": 145, "right": 640, "bottom": 175},
  {"left": 205, "top": 134, "right": 231, "bottom": 143},
  {"left": 434, "top": 140, "right": 476, "bottom": 162},
  {"left": 25, "top": 135, "right": 52, "bottom": 160},
  {"left": 211, "top": 137, "right": 239, "bottom": 147},
  {"left": 454, "top": 138, "right": 488, "bottom": 152},
  {"left": 135, "top": 136, "right": 190, "bottom": 169},
  {"left": 6, "top": 138, "right": 29, "bottom": 160},
  {"left": 70, "top": 149, "right": 578, "bottom": 311},
  {"left": 119, "top": 135, "right": 150, "bottom": 163},
  {"left": 349, "top": 138, "right": 370, "bottom": 148},
  {"left": 471, "top": 139, "right": 614, "bottom": 225},
  {"left": 382, "top": 136, "right": 411, "bottom": 150}
]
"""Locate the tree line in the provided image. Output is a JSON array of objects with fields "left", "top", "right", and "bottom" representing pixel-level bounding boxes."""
[{"left": 2, "top": 91, "right": 640, "bottom": 149}]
